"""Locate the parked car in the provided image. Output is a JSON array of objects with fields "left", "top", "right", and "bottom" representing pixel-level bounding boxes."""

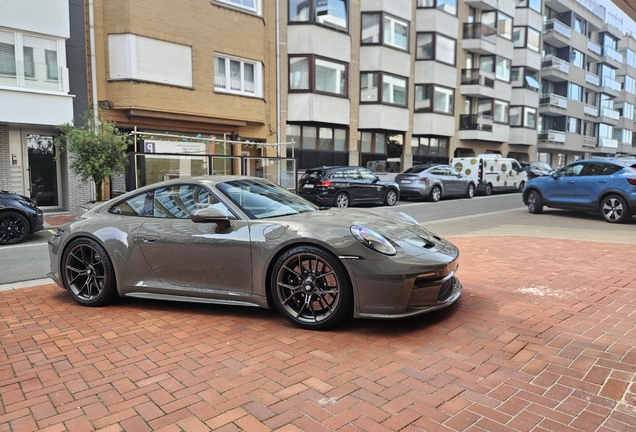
[
  {"left": 48, "top": 176, "right": 462, "bottom": 330},
  {"left": 298, "top": 166, "right": 400, "bottom": 208},
  {"left": 522, "top": 158, "right": 636, "bottom": 223},
  {"left": 394, "top": 164, "right": 476, "bottom": 202},
  {"left": 0, "top": 191, "right": 44, "bottom": 245},
  {"left": 521, "top": 161, "right": 554, "bottom": 180},
  {"left": 451, "top": 154, "right": 527, "bottom": 195}
]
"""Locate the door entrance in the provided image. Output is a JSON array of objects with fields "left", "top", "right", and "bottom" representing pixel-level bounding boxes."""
[{"left": 27, "top": 134, "right": 59, "bottom": 207}]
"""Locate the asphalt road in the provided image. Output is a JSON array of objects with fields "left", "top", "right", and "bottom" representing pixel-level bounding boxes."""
[{"left": 1, "top": 191, "right": 634, "bottom": 286}]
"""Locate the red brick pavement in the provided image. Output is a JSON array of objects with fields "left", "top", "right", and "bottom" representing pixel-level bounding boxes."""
[{"left": 1, "top": 236, "right": 636, "bottom": 431}]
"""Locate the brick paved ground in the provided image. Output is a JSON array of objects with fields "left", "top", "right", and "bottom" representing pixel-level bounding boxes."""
[{"left": 1, "top": 236, "right": 636, "bottom": 431}]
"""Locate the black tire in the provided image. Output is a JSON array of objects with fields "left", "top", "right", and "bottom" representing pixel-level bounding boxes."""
[
  {"left": 61, "top": 238, "right": 118, "bottom": 306},
  {"left": 384, "top": 189, "right": 398, "bottom": 206},
  {"left": 0, "top": 211, "right": 29, "bottom": 245},
  {"left": 484, "top": 183, "right": 493, "bottom": 196},
  {"left": 465, "top": 184, "right": 475, "bottom": 199},
  {"left": 428, "top": 186, "right": 441, "bottom": 202},
  {"left": 271, "top": 246, "right": 353, "bottom": 330},
  {"left": 518, "top": 181, "right": 526, "bottom": 192},
  {"left": 527, "top": 190, "right": 543, "bottom": 214},
  {"left": 601, "top": 195, "right": 632, "bottom": 223},
  {"left": 334, "top": 192, "right": 349, "bottom": 208}
]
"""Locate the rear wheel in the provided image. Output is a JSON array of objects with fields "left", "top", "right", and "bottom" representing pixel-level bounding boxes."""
[
  {"left": 61, "top": 238, "right": 118, "bottom": 306},
  {"left": 601, "top": 195, "right": 631, "bottom": 223},
  {"left": 465, "top": 184, "right": 475, "bottom": 199},
  {"left": 518, "top": 181, "right": 526, "bottom": 192},
  {"left": 484, "top": 183, "right": 493, "bottom": 196},
  {"left": 527, "top": 190, "right": 543, "bottom": 214},
  {"left": 384, "top": 189, "right": 398, "bottom": 206},
  {"left": 0, "top": 211, "right": 29, "bottom": 245},
  {"left": 428, "top": 186, "right": 441, "bottom": 202},
  {"left": 334, "top": 192, "right": 349, "bottom": 208},
  {"left": 271, "top": 246, "right": 352, "bottom": 330}
]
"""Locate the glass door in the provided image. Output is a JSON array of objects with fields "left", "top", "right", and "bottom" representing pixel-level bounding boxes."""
[{"left": 27, "top": 134, "right": 59, "bottom": 207}]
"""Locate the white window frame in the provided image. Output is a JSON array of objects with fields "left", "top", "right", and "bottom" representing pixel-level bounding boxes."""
[
  {"left": 214, "top": 54, "right": 263, "bottom": 98},
  {"left": 383, "top": 15, "right": 408, "bottom": 50},
  {"left": 216, "top": 0, "right": 262, "bottom": 15}
]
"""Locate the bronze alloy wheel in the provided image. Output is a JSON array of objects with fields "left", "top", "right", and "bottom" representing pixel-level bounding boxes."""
[
  {"left": 62, "top": 238, "right": 117, "bottom": 306},
  {"left": 272, "top": 246, "right": 352, "bottom": 329}
]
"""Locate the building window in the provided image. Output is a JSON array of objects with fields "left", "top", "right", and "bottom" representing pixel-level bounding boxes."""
[
  {"left": 289, "top": 0, "right": 348, "bottom": 32},
  {"left": 289, "top": 55, "right": 347, "bottom": 96},
  {"left": 360, "top": 131, "right": 386, "bottom": 154},
  {"left": 510, "top": 106, "right": 521, "bottom": 126},
  {"left": 515, "top": 0, "right": 541, "bottom": 13},
  {"left": 411, "top": 136, "right": 449, "bottom": 157},
  {"left": 417, "top": 0, "right": 457, "bottom": 16},
  {"left": 571, "top": 49, "right": 584, "bottom": 69},
  {"left": 623, "top": 76, "right": 635, "bottom": 93},
  {"left": 416, "top": 33, "right": 456, "bottom": 65},
  {"left": 287, "top": 124, "right": 347, "bottom": 151},
  {"left": 215, "top": 54, "right": 263, "bottom": 97},
  {"left": 567, "top": 117, "right": 582, "bottom": 134},
  {"left": 514, "top": 27, "right": 540, "bottom": 52},
  {"left": 361, "top": 72, "right": 407, "bottom": 106},
  {"left": 0, "top": 31, "right": 16, "bottom": 75},
  {"left": 568, "top": 83, "right": 583, "bottom": 101},
  {"left": 621, "top": 102, "right": 634, "bottom": 120},
  {"left": 109, "top": 34, "right": 193, "bottom": 88},
  {"left": 415, "top": 85, "right": 454, "bottom": 114},
  {"left": 494, "top": 100, "right": 509, "bottom": 123},
  {"left": 481, "top": 56, "right": 510, "bottom": 82},
  {"left": 573, "top": 15, "right": 587, "bottom": 34},
  {"left": 511, "top": 66, "right": 540, "bottom": 90},
  {"left": 217, "top": 0, "right": 262, "bottom": 14},
  {"left": 361, "top": 12, "right": 409, "bottom": 51}
]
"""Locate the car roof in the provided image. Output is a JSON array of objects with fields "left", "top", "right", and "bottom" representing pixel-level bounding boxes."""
[
  {"left": 305, "top": 166, "right": 367, "bottom": 172},
  {"left": 575, "top": 158, "right": 636, "bottom": 167}
]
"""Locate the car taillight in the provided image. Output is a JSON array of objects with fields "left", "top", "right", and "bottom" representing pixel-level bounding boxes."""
[
  {"left": 627, "top": 178, "right": 636, "bottom": 185},
  {"left": 317, "top": 180, "right": 333, "bottom": 187},
  {"left": 418, "top": 177, "right": 428, "bottom": 182}
]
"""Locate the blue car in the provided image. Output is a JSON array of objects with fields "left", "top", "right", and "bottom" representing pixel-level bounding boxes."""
[{"left": 522, "top": 158, "right": 636, "bottom": 223}]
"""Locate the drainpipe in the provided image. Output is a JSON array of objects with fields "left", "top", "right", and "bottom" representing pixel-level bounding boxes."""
[
  {"left": 275, "top": 0, "right": 281, "bottom": 157},
  {"left": 88, "top": 0, "right": 99, "bottom": 200}
]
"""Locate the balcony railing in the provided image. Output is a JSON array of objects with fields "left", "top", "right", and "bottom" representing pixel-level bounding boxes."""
[
  {"left": 459, "top": 114, "right": 493, "bottom": 132},
  {"left": 575, "top": 0, "right": 605, "bottom": 20},
  {"left": 584, "top": 104, "right": 598, "bottom": 116},
  {"left": 601, "top": 107, "right": 620, "bottom": 120},
  {"left": 599, "top": 137, "right": 618, "bottom": 148},
  {"left": 462, "top": 22, "right": 497, "bottom": 42},
  {"left": 603, "top": 46, "right": 623, "bottom": 63},
  {"left": 0, "top": 60, "right": 65, "bottom": 92},
  {"left": 602, "top": 77, "right": 621, "bottom": 92},
  {"left": 460, "top": 68, "right": 495, "bottom": 87},
  {"left": 606, "top": 11, "right": 623, "bottom": 32},
  {"left": 538, "top": 130, "right": 566, "bottom": 143},
  {"left": 587, "top": 40, "right": 602, "bottom": 55},
  {"left": 540, "top": 93, "right": 568, "bottom": 109},
  {"left": 582, "top": 136, "right": 597, "bottom": 148},
  {"left": 586, "top": 71, "right": 600, "bottom": 86},
  {"left": 542, "top": 56, "right": 570, "bottom": 74},
  {"left": 544, "top": 19, "right": 571, "bottom": 38}
]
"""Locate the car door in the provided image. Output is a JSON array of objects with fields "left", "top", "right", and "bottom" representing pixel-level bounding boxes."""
[
  {"left": 340, "top": 168, "right": 365, "bottom": 202},
  {"left": 446, "top": 167, "right": 465, "bottom": 196},
  {"left": 137, "top": 184, "right": 253, "bottom": 294},
  {"left": 357, "top": 168, "right": 382, "bottom": 201},
  {"left": 541, "top": 162, "right": 587, "bottom": 205},
  {"left": 574, "top": 162, "right": 622, "bottom": 209}
]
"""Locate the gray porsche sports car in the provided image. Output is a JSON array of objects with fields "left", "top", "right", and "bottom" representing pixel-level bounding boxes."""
[{"left": 48, "top": 176, "right": 462, "bottom": 329}]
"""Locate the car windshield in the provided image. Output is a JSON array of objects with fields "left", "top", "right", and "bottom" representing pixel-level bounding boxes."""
[
  {"left": 403, "top": 166, "right": 428, "bottom": 174},
  {"left": 217, "top": 179, "right": 318, "bottom": 219},
  {"left": 531, "top": 162, "right": 553, "bottom": 171}
]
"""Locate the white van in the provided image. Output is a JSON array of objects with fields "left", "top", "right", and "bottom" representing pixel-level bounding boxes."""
[{"left": 451, "top": 154, "right": 527, "bottom": 195}]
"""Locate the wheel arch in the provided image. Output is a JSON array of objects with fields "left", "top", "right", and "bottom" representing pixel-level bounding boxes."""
[
  {"left": 522, "top": 186, "right": 541, "bottom": 205},
  {"left": 597, "top": 190, "right": 631, "bottom": 211},
  {"left": 0, "top": 208, "right": 33, "bottom": 233},
  {"left": 58, "top": 233, "right": 120, "bottom": 292}
]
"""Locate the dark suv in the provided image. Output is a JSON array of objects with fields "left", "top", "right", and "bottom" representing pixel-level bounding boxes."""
[
  {"left": 298, "top": 166, "right": 400, "bottom": 208},
  {"left": 0, "top": 191, "right": 44, "bottom": 245}
]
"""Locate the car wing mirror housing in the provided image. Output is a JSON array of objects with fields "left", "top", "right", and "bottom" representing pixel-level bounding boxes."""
[
  {"left": 551, "top": 171, "right": 558, "bottom": 179},
  {"left": 191, "top": 208, "right": 231, "bottom": 229}
]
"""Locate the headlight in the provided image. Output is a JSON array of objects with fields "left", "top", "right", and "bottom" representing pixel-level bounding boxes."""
[
  {"left": 399, "top": 212, "right": 419, "bottom": 226},
  {"left": 351, "top": 225, "right": 396, "bottom": 256},
  {"left": 18, "top": 199, "right": 36, "bottom": 208},
  {"left": 53, "top": 229, "right": 65, "bottom": 238}
]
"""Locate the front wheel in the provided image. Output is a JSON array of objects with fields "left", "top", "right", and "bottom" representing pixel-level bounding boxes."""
[
  {"left": 271, "top": 246, "right": 353, "bottom": 330},
  {"left": 465, "top": 184, "right": 475, "bottom": 199},
  {"left": 61, "top": 238, "right": 118, "bottom": 306},
  {"left": 384, "top": 189, "right": 398, "bottom": 206},
  {"left": 0, "top": 211, "right": 29, "bottom": 245},
  {"left": 428, "top": 186, "right": 441, "bottom": 202},
  {"left": 527, "top": 190, "right": 543, "bottom": 214},
  {"left": 334, "top": 192, "right": 349, "bottom": 208},
  {"left": 601, "top": 195, "right": 632, "bottom": 223}
]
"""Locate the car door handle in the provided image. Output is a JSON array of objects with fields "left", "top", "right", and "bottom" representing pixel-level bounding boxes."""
[
  {"left": 142, "top": 236, "right": 158, "bottom": 243},
  {"left": 567, "top": 181, "right": 575, "bottom": 184},
  {"left": 598, "top": 180, "right": 607, "bottom": 183}
]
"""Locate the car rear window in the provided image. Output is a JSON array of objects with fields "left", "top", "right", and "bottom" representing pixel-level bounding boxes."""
[
  {"left": 300, "top": 171, "right": 324, "bottom": 181},
  {"left": 403, "top": 166, "right": 428, "bottom": 174}
]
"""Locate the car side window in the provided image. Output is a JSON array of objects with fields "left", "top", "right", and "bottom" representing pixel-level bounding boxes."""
[
  {"left": 153, "top": 185, "right": 226, "bottom": 218},
  {"left": 344, "top": 169, "right": 360, "bottom": 180},
  {"left": 109, "top": 192, "right": 153, "bottom": 216},
  {"left": 430, "top": 168, "right": 446, "bottom": 175},
  {"left": 448, "top": 168, "right": 460, "bottom": 176},
  {"left": 559, "top": 163, "right": 585, "bottom": 177},
  {"left": 358, "top": 169, "right": 377, "bottom": 181},
  {"left": 329, "top": 171, "right": 344, "bottom": 179},
  {"left": 583, "top": 163, "right": 622, "bottom": 176}
]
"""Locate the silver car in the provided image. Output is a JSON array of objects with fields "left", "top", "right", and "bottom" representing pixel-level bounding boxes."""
[
  {"left": 48, "top": 176, "right": 462, "bottom": 330},
  {"left": 395, "top": 164, "right": 476, "bottom": 202}
]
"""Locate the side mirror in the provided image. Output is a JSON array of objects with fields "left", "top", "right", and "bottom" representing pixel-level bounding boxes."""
[
  {"left": 191, "top": 207, "right": 231, "bottom": 229},
  {"left": 551, "top": 172, "right": 558, "bottom": 179}
]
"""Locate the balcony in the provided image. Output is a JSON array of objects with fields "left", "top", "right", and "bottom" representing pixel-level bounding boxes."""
[
  {"left": 462, "top": 23, "right": 497, "bottom": 55},
  {"left": 464, "top": 0, "right": 498, "bottom": 10},
  {"left": 459, "top": 114, "right": 493, "bottom": 132},
  {"left": 538, "top": 130, "right": 566, "bottom": 143},
  {"left": 0, "top": 60, "right": 66, "bottom": 93},
  {"left": 585, "top": 71, "right": 600, "bottom": 86},
  {"left": 587, "top": 40, "right": 602, "bottom": 55},
  {"left": 460, "top": 68, "right": 495, "bottom": 97},
  {"left": 543, "top": 19, "right": 571, "bottom": 47},
  {"left": 541, "top": 56, "right": 569, "bottom": 81},
  {"left": 599, "top": 137, "right": 618, "bottom": 148},
  {"left": 540, "top": 93, "right": 568, "bottom": 110},
  {"left": 584, "top": 104, "right": 598, "bottom": 117},
  {"left": 601, "top": 107, "right": 620, "bottom": 121},
  {"left": 582, "top": 135, "right": 597, "bottom": 148},
  {"left": 601, "top": 77, "right": 621, "bottom": 97}
]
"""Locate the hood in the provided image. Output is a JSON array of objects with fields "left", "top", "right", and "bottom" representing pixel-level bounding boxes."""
[{"left": 0, "top": 191, "right": 31, "bottom": 201}]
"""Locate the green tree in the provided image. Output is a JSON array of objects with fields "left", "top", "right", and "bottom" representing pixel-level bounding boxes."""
[{"left": 55, "top": 111, "right": 130, "bottom": 201}]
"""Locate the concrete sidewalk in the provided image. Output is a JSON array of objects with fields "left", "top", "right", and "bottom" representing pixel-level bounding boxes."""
[{"left": 1, "top": 234, "right": 636, "bottom": 431}]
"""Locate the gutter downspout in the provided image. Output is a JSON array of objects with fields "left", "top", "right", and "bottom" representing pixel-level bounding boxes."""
[
  {"left": 275, "top": 0, "right": 281, "bottom": 157},
  {"left": 88, "top": 0, "right": 99, "bottom": 200}
]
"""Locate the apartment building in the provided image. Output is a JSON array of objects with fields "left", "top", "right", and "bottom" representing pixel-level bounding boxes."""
[{"left": 0, "top": 0, "right": 90, "bottom": 212}]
